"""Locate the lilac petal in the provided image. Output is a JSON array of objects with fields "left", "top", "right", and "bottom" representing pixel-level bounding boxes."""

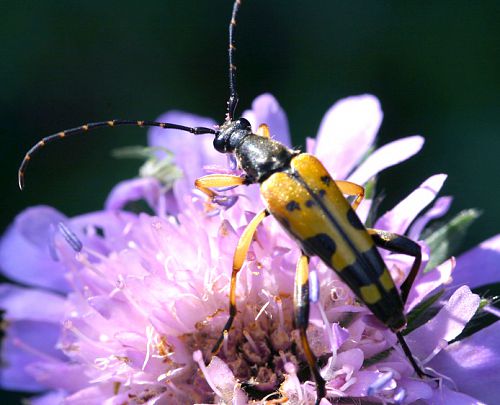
[
  {"left": 406, "top": 257, "right": 455, "bottom": 311},
  {"left": 408, "top": 196, "right": 453, "bottom": 240},
  {"left": 242, "top": 93, "right": 291, "bottom": 147},
  {"left": 375, "top": 174, "right": 447, "bottom": 235},
  {"left": 426, "top": 386, "right": 486, "bottom": 405},
  {"left": 407, "top": 285, "right": 480, "bottom": 359},
  {"left": 105, "top": 177, "right": 163, "bottom": 212},
  {"left": 0, "top": 284, "right": 65, "bottom": 322},
  {"left": 314, "top": 94, "right": 382, "bottom": 179},
  {"left": 0, "top": 206, "right": 70, "bottom": 292},
  {"left": 428, "top": 320, "right": 500, "bottom": 404},
  {"left": 30, "top": 391, "right": 67, "bottom": 405},
  {"left": 348, "top": 136, "right": 424, "bottom": 185},
  {"left": 451, "top": 234, "right": 500, "bottom": 289}
]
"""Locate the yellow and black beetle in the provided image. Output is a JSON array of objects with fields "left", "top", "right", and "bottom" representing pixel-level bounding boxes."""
[{"left": 19, "top": 1, "right": 428, "bottom": 403}]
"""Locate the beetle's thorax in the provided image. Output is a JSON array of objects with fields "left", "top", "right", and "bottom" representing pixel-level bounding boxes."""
[{"left": 213, "top": 118, "right": 298, "bottom": 183}]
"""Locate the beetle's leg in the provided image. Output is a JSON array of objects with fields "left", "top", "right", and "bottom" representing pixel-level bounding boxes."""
[
  {"left": 335, "top": 180, "right": 365, "bottom": 210},
  {"left": 256, "top": 123, "right": 271, "bottom": 138},
  {"left": 367, "top": 228, "right": 432, "bottom": 379},
  {"left": 212, "top": 209, "right": 269, "bottom": 354},
  {"left": 294, "top": 253, "right": 326, "bottom": 404},
  {"left": 195, "top": 174, "right": 247, "bottom": 208},
  {"left": 367, "top": 228, "right": 422, "bottom": 305}
]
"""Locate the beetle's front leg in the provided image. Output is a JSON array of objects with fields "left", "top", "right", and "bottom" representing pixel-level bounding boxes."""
[
  {"left": 212, "top": 209, "right": 269, "bottom": 354},
  {"left": 195, "top": 174, "right": 247, "bottom": 209}
]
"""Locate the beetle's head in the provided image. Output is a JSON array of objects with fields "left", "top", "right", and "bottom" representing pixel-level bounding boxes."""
[{"left": 213, "top": 118, "right": 252, "bottom": 153}]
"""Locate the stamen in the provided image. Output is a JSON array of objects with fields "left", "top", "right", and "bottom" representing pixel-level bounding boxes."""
[
  {"left": 421, "top": 339, "right": 448, "bottom": 365},
  {"left": 63, "top": 320, "right": 113, "bottom": 353},
  {"left": 58, "top": 222, "right": 82, "bottom": 252},
  {"left": 275, "top": 296, "right": 285, "bottom": 329},
  {"left": 243, "top": 329, "right": 259, "bottom": 353},
  {"left": 309, "top": 269, "right": 319, "bottom": 303},
  {"left": 367, "top": 371, "right": 394, "bottom": 396},
  {"left": 227, "top": 154, "right": 237, "bottom": 170},
  {"left": 255, "top": 300, "right": 270, "bottom": 321},
  {"left": 142, "top": 325, "right": 155, "bottom": 370},
  {"left": 212, "top": 194, "right": 239, "bottom": 208},
  {"left": 284, "top": 362, "right": 303, "bottom": 402},
  {"left": 193, "top": 350, "right": 223, "bottom": 398},
  {"left": 393, "top": 387, "right": 406, "bottom": 404}
]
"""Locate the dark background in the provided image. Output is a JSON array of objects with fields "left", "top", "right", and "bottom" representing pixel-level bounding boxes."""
[{"left": 1, "top": 0, "right": 499, "bottom": 401}]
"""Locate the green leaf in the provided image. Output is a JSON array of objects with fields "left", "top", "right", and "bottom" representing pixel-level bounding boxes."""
[
  {"left": 424, "top": 209, "right": 481, "bottom": 271},
  {"left": 404, "top": 290, "right": 444, "bottom": 334}
]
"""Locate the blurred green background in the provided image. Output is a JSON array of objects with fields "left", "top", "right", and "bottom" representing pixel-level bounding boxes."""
[{"left": 1, "top": 0, "right": 499, "bottom": 400}]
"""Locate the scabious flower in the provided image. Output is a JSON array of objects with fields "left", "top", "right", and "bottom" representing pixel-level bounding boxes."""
[{"left": 1, "top": 94, "right": 499, "bottom": 404}]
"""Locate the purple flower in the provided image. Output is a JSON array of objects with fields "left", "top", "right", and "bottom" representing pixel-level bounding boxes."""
[{"left": 1, "top": 94, "right": 499, "bottom": 404}]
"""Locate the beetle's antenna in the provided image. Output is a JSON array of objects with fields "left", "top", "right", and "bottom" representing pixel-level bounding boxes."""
[
  {"left": 226, "top": 0, "right": 242, "bottom": 121},
  {"left": 18, "top": 119, "right": 216, "bottom": 190}
]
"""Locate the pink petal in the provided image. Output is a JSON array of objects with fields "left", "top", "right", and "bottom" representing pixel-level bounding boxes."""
[
  {"left": 314, "top": 94, "right": 382, "bottom": 179},
  {"left": 451, "top": 234, "right": 500, "bottom": 289},
  {"left": 242, "top": 93, "right": 291, "bottom": 146},
  {"left": 428, "top": 321, "right": 500, "bottom": 404},
  {"left": 348, "top": 136, "right": 424, "bottom": 185},
  {"left": 407, "top": 285, "right": 480, "bottom": 359},
  {"left": 375, "top": 174, "right": 447, "bottom": 235},
  {"left": 408, "top": 196, "right": 453, "bottom": 240}
]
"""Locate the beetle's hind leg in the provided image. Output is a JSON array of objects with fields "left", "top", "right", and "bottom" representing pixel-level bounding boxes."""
[
  {"left": 294, "top": 253, "right": 326, "bottom": 404},
  {"left": 367, "top": 228, "right": 435, "bottom": 378},
  {"left": 366, "top": 228, "right": 421, "bottom": 304},
  {"left": 212, "top": 209, "right": 269, "bottom": 355}
]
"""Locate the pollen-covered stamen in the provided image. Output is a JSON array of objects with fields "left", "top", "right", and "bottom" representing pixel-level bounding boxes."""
[
  {"left": 193, "top": 350, "right": 223, "bottom": 398},
  {"left": 393, "top": 387, "right": 406, "bottom": 404},
  {"left": 367, "top": 371, "right": 394, "bottom": 396},
  {"left": 58, "top": 222, "right": 82, "bottom": 252}
]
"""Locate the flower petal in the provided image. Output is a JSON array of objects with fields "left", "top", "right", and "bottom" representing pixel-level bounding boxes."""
[
  {"left": 408, "top": 196, "right": 453, "bottom": 240},
  {"left": 428, "top": 320, "right": 500, "bottom": 404},
  {"left": 148, "top": 110, "right": 224, "bottom": 198},
  {"left": 348, "top": 136, "right": 424, "bottom": 185},
  {"left": 407, "top": 285, "right": 480, "bottom": 360},
  {"left": 0, "top": 206, "right": 69, "bottom": 292},
  {"left": 451, "top": 234, "right": 500, "bottom": 289},
  {"left": 242, "top": 93, "right": 291, "bottom": 147},
  {"left": 426, "top": 386, "right": 486, "bottom": 405},
  {"left": 314, "top": 94, "right": 382, "bottom": 178},
  {"left": 104, "top": 177, "right": 177, "bottom": 215},
  {"left": 375, "top": 174, "right": 447, "bottom": 235}
]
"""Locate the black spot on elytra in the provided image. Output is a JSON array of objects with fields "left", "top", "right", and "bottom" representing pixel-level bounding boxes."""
[
  {"left": 347, "top": 208, "right": 365, "bottom": 230},
  {"left": 302, "top": 233, "right": 336, "bottom": 260},
  {"left": 305, "top": 199, "right": 315, "bottom": 208},
  {"left": 286, "top": 200, "right": 301, "bottom": 211},
  {"left": 320, "top": 175, "right": 331, "bottom": 186},
  {"left": 318, "top": 189, "right": 326, "bottom": 198}
]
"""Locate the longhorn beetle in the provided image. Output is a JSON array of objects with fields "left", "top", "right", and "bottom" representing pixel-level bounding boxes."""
[{"left": 19, "top": 1, "right": 428, "bottom": 403}]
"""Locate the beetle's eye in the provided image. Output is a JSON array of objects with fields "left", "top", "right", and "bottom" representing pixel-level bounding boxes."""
[{"left": 236, "top": 117, "right": 251, "bottom": 130}]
